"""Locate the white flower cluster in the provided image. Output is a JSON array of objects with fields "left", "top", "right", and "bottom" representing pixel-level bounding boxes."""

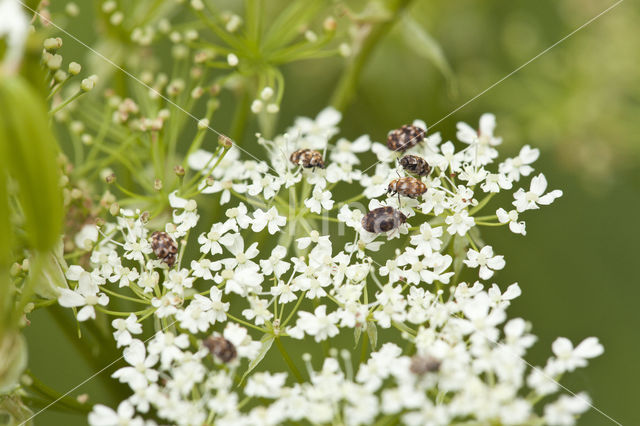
[{"left": 58, "top": 109, "right": 602, "bottom": 425}]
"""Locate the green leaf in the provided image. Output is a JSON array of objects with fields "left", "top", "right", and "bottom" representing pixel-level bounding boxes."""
[
  {"left": 239, "top": 334, "right": 274, "bottom": 385},
  {"left": 354, "top": 324, "right": 363, "bottom": 348},
  {"left": 262, "top": 0, "right": 325, "bottom": 53},
  {"left": 0, "top": 332, "right": 27, "bottom": 394},
  {"left": 0, "top": 75, "right": 63, "bottom": 252},
  {"left": 366, "top": 320, "right": 378, "bottom": 350},
  {"left": 399, "top": 16, "right": 457, "bottom": 93},
  {"left": 31, "top": 241, "right": 68, "bottom": 300}
]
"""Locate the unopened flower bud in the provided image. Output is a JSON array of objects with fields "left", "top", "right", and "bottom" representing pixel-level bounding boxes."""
[
  {"left": 174, "top": 165, "right": 185, "bottom": 177},
  {"left": 250, "top": 99, "right": 263, "bottom": 114},
  {"left": 110, "top": 12, "right": 123, "bottom": 25},
  {"left": 10, "top": 263, "right": 21, "bottom": 276},
  {"left": 218, "top": 135, "right": 233, "bottom": 148},
  {"left": 226, "top": 53, "right": 239, "bottom": 67},
  {"left": 260, "top": 87, "right": 274, "bottom": 101},
  {"left": 81, "top": 134, "right": 93, "bottom": 145},
  {"left": 68, "top": 62, "right": 82, "bottom": 75},
  {"left": 140, "top": 211, "right": 150, "bottom": 223},
  {"left": 105, "top": 173, "right": 116, "bottom": 184},
  {"left": 191, "top": 86, "right": 204, "bottom": 99},
  {"left": 76, "top": 394, "right": 89, "bottom": 404},
  {"left": 323, "top": 17, "right": 337, "bottom": 32},
  {"left": 95, "top": 217, "right": 105, "bottom": 227},
  {"left": 54, "top": 70, "right": 67, "bottom": 82},
  {"left": 81, "top": 77, "right": 95, "bottom": 92},
  {"left": 206, "top": 175, "right": 215, "bottom": 186},
  {"left": 197, "top": 118, "right": 209, "bottom": 130},
  {"left": 191, "top": 0, "right": 204, "bottom": 11},
  {"left": 266, "top": 103, "right": 279, "bottom": 114},
  {"left": 154, "top": 179, "right": 163, "bottom": 191},
  {"left": 102, "top": 1, "right": 117, "bottom": 13},
  {"left": 46, "top": 54, "right": 63, "bottom": 70},
  {"left": 304, "top": 30, "right": 317, "bottom": 43},
  {"left": 44, "top": 37, "right": 62, "bottom": 50}
]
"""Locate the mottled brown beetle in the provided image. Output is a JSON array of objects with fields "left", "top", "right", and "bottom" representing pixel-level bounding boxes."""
[
  {"left": 387, "top": 177, "right": 427, "bottom": 199},
  {"left": 409, "top": 355, "right": 441, "bottom": 375},
  {"left": 289, "top": 149, "right": 325, "bottom": 169},
  {"left": 399, "top": 154, "right": 431, "bottom": 177},
  {"left": 151, "top": 231, "right": 178, "bottom": 267},
  {"left": 386, "top": 125, "right": 426, "bottom": 152},
  {"left": 409, "top": 355, "right": 442, "bottom": 376},
  {"left": 203, "top": 336, "right": 237, "bottom": 363},
  {"left": 361, "top": 206, "right": 407, "bottom": 233}
]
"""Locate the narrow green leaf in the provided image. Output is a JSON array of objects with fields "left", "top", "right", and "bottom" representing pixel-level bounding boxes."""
[
  {"left": 354, "top": 324, "right": 362, "bottom": 348},
  {"left": 262, "top": 0, "right": 325, "bottom": 53},
  {"left": 0, "top": 75, "right": 63, "bottom": 252},
  {"left": 400, "top": 16, "right": 457, "bottom": 93},
  {"left": 239, "top": 334, "right": 274, "bottom": 385},
  {"left": 366, "top": 320, "right": 378, "bottom": 350}
]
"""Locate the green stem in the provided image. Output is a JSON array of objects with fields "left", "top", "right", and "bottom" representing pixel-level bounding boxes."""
[
  {"left": 274, "top": 337, "right": 304, "bottom": 383},
  {"left": 25, "top": 371, "right": 92, "bottom": 413},
  {"left": 330, "top": 0, "right": 414, "bottom": 112}
]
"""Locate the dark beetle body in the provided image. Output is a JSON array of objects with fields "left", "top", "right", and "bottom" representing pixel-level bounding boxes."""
[
  {"left": 386, "top": 125, "right": 426, "bottom": 152},
  {"left": 204, "top": 336, "right": 237, "bottom": 363},
  {"left": 400, "top": 155, "right": 431, "bottom": 177},
  {"left": 290, "top": 149, "right": 325, "bottom": 169},
  {"left": 409, "top": 355, "right": 441, "bottom": 375},
  {"left": 387, "top": 177, "right": 427, "bottom": 198},
  {"left": 151, "top": 231, "right": 178, "bottom": 267},
  {"left": 361, "top": 206, "right": 407, "bottom": 233}
]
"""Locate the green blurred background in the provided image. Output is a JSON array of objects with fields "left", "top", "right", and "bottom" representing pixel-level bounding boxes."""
[{"left": 25, "top": 0, "right": 639, "bottom": 424}]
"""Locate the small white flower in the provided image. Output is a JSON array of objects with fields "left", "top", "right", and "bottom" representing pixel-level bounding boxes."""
[
  {"left": 111, "top": 314, "right": 142, "bottom": 348},
  {"left": 294, "top": 305, "right": 339, "bottom": 342},
  {"left": 496, "top": 208, "right": 526, "bottom": 235},
  {"left": 252, "top": 207, "right": 287, "bottom": 234},
  {"left": 550, "top": 337, "right": 604, "bottom": 373},
  {"left": 499, "top": 144, "right": 540, "bottom": 181},
  {"left": 512, "top": 173, "right": 563, "bottom": 212},
  {"left": 445, "top": 210, "right": 475, "bottom": 236},
  {"left": 245, "top": 372, "right": 287, "bottom": 398},
  {"left": 304, "top": 186, "right": 334, "bottom": 213},
  {"left": 111, "top": 339, "right": 158, "bottom": 388},
  {"left": 543, "top": 393, "right": 591, "bottom": 426},
  {"left": 88, "top": 401, "right": 144, "bottom": 426},
  {"left": 463, "top": 245, "right": 505, "bottom": 280},
  {"left": 75, "top": 224, "right": 99, "bottom": 250}
]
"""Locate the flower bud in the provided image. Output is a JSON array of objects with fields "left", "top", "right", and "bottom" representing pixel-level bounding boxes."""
[
  {"left": 68, "top": 61, "right": 82, "bottom": 75},
  {"left": 43, "top": 37, "right": 62, "bottom": 50},
  {"left": 191, "top": 0, "right": 204, "bottom": 11},
  {"left": 323, "top": 17, "right": 337, "bottom": 32},
  {"left": 174, "top": 165, "right": 185, "bottom": 177},
  {"left": 154, "top": 179, "right": 163, "bottom": 191},
  {"left": 250, "top": 99, "right": 263, "bottom": 114},
  {"left": 227, "top": 53, "right": 239, "bottom": 67},
  {"left": 260, "top": 87, "right": 274, "bottom": 101},
  {"left": 46, "top": 54, "right": 63, "bottom": 70},
  {"left": 109, "top": 203, "right": 120, "bottom": 216},
  {"left": 105, "top": 173, "right": 116, "bottom": 184},
  {"left": 81, "top": 77, "right": 95, "bottom": 92},
  {"left": 54, "top": 70, "right": 67, "bottom": 82},
  {"left": 197, "top": 118, "right": 209, "bottom": 130},
  {"left": 266, "top": 103, "right": 279, "bottom": 114},
  {"left": 218, "top": 135, "right": 233, "bottom": 148},
  {"left": 65, "top": 3, "right": 79, "bottom": 17}
]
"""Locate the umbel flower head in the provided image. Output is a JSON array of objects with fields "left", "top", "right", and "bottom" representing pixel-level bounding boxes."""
[{"left": 58, "top": 109, "right": 601, "bottom": 426}]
